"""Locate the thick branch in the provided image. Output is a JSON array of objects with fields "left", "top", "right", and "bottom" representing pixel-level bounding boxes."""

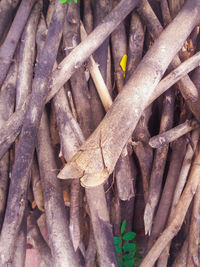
[
  {"left": 0, "top": 0, "right": 36, "bottom": 87},
  {"left": 58, "top": 0, "right": 200, "bottom": 187},
  {"left": 0, "top": 2, "right": 65, "bottom": 263},
  {"left": 149, "top": 119, "right": 200, "bottom": 148},
  {"left": 140, "top": 143, "right": 200, "bottom": 267}
]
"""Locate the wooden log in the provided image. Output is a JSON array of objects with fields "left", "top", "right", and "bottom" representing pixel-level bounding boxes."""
[
  {"left": 186, "top": 183, "right": 200, "bottom": 266},
  {"left": 0, "top": 2, "right": 67, "bottom": 264},
  {"left": 63, "top": 6, "right": 93, "bottom": 139},
  {"left": 137, "top": 0, "right": 200, "bottom": 118},
  {"left": 58, "top": 0, "right": 200, "bottom": 188},
  {"left": 15, "top": 1, "right": 40, "bottom": 110},
  {"left": 0, "top": 0, "right": 21, "bottom": 43},
  {"left": 0, "top": 58, "right": 17, "bottom": 229},
  {"left": 111, "top": 0, "right": 127, "bottom": 92},
  {"left": 144, "top": 89, "right": 175, "bottom": 235},
  {"left": 0, "top": 0, "right": 36, "bottom": 87},
  {"left": 149, "top": 119, "right": 200, "bottom": 148},
  {"left": 140, "top": 143, "right": 200, "bottom": 267},
  {"left": 47, "top": 0, "right": 140, "bottom": 101},
  {"left": 147, "top": 136, "right": 187, "bottom": 250},
  {"left": 157, "top": 129, "right": 200, "bottom": 266},
  {"left": 37, "top": 110, "right": 79, "bottom": 266},
  {"left": 2, "top": 1, "right": 200, "bottom": 161}
]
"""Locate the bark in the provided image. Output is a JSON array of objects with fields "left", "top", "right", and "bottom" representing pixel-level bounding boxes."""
[
  {"left": 80, "top": 22, "right": 112, "bottom": 111},
  {"left": 111, "top": 0, "right": 127, "bottom": 92},
  {"left": 83, "top": 0, "right": 93, "bottom": 34},
  {"left": 169, "top": 0, "right": 185, "bottom": 19},
  {"left": 147, "top": 137, "right": 187, "bottom": 250},
  {"left": 53, "top": 86, "right": 83, "bottom": 252},
  {"left": 149, "top": 118, "right": 200, "bottom": 148},
  {"left": 0, "top": 59, "right": 17, "bottom": 229},
  {"left": 15, "top": 1, "right": 40, "bottom": 110},
  {"left": 144, "top": 89, "right": 174, "bottom": 235},
  {"left": 186, "top": 183, "right": 200, "bottom": 267},
  {"left": 63, "top": 2, "right": 93, "bottom": 138},
  {"left": 37, "top": 110, "right": 79, "bottom": 267},
  {"left": 0, "top": 100, "right": 27, "bottom": 160},
  {"left": 0, "top": 0, "right": 20, "bottom": 43},
  {"left": 53, "top": 67, "right": 118, "bottom": 266},
  {"left": 132, "top": 105, "right": 152, "bottom": 203},
  {"left": 86, "top": 186, "right": 118, "bottom": 266},
  {"left": 88, "top": 0, "right": 112, "bottom": 129},
  {"left": 140, "top": 142, "right": 200, "bottom": 267},
  {"left": 115, "top": 147, "right": 135, "bottom": 201},
  {"left": 82, "top": 22, "right": 135, "bottom": 226},
  {"left": 160, "top": 0, "right": 171, "bottom": 27},
  {"left": 2, "top": 2, "right": 200, "bottom": 162},
  {"left": 0, "top": 0, "right": 196, "bottom": 160},
  {"left": 0, "top": 2, "right": 67, "bottom": 264},
  {"left": 0, "top": 0, "right": 36, "bottom": 87},
  {"left": 137, "top": 0, "right": 200, "bottom": 118},
  {"left": 85, "top": 225, "right": 96, "bottom": 267},
  {"left": 149, "top": 50, "right": 200, "bottom": 106},
  {"left": 157, "top": 129, "right": 200, "bottom": 267},
  {"left": 47, "top": 0, "right": 140, "bottom": 101},
  {"left": 58, "top": 0, "right": 200, "bottom": 188},
  {"left": 125, "top": 11, "right": 144, "bottom": 81},
  {"left": 12, "top": 212, "right": 27, "bottom": 267},
  {"left": 53, "top": 8, "right": 83, "bottom": 252},
  {"left": 127, "top": 12, "right": 149, "bottom": 202}
]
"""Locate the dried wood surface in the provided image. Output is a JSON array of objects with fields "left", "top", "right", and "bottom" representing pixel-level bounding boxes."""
[{"left": 1, "top": 0, "right": 200, "bottom": 266}]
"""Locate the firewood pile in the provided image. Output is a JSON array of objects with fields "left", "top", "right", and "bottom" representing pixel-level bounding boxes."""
[{"left": 0, "top": 0, "right": 200, "bottom": 266}]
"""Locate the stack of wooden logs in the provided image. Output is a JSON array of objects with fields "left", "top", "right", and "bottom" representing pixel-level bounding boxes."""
[{"left": 0, "top": 0, "right": 200, "bottom": 266}]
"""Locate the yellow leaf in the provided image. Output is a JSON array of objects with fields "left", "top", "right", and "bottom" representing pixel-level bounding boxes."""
[{"left": 120, "top": 54, "right": 127, "bottom": 72}]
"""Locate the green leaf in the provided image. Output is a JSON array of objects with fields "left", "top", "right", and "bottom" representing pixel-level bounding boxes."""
[
  {"left": 115, "top": 244, "right": 122, "bottom": 254},
  {"left": 122, "top": 243, "right": 137, "bottom": 252},
  {"left": 60, "top": 0, "right": 71, "bottom": 3},
  {"left": 117, "top": 257, "right": 123, "bottom": 267},
  {"left": 121, "top": 220, "right": 126, "bottom": 234},
  {"left": 122, "top": 251, "right": 136, "bottom": 260},
  {"left": 74, "top": 0, "right": 78, "bottom": 3},
  {"left": 113, "top": 237, "right": 122, "bottom": 245},
  {"left": 124, "top": 259, "right": 136, "bottom": 267},
  {"left": 122, "top": 232, "right": 136, "bottom": 241}
]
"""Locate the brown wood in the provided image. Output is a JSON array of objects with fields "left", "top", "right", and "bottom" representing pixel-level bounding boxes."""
[
  {"left": 0, "top": 2, "right": 67, "bottom": 263},
  {"left": 0, "top": 0, "right": 21, "bottom": 43},
  {"left": 0, "top": 59, "right": 17, "bottom": 229},
  {"left": 0, "top": 0, "right": 36, "bottom": 87},
  {"left": 137, "top": 0, "right": 200, "bottom": 117},
  {"left": 37, "top": 111, "right": 79, "bottom": 266},
  {"left": 59, "top": 0, "right": 200, "bottom": 188},
  {"left": 144, "top": 89, "right": 175, "bottom": 235},
  {"left": 149, "top": 119, "right": 200, "bottom": 148},
  {"left": 141, "top": 142, "right": 200, "bottom": 267}
]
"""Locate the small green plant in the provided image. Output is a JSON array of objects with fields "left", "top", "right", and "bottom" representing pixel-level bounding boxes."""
[
  {"left": 113, "top": 220, "right": 141, "bottom": 267},
  {"left": 60, "top": 0, "right": 77, "bottom": 4}
]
